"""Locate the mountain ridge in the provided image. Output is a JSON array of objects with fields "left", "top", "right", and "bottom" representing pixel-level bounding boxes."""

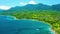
[{"left": 0, "top": 3, "right": 60, "bottom": 12}]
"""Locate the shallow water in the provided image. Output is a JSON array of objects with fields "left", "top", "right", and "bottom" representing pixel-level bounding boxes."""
[{"left": 0, "top": 15, "right": 54, "bottom": 34}]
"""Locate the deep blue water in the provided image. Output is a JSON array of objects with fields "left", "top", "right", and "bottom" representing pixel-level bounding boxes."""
[{"left": 0, "top": 15, "right": 54, "bottom": 34}]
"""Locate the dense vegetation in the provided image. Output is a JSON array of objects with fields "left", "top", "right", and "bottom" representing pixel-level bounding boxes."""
[
  {"left": 0, "top": 10, "right": 60, "bottom": 34},
  {"left": 0, "top": 4, "right": 60, "bottom": 34}
]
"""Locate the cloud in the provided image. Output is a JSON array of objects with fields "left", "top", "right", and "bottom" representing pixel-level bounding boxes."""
[
  {"left": 20, "top": 2, "right": 27, "bottom": 6},
  {"left": 0, "top": 6, "right": 11, "bottom": 10},
  {"left": 19, "top": 0, "right": 37, "bottom": 6},
  {"left": 28, "top": 0, "right": 37, "bottom": 4}
]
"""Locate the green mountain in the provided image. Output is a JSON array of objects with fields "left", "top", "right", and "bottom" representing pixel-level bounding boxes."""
[
  {"left": 8, "top": 3, "right": 51, "bottom": 12},
  {"left": 0, "top": 3, "right": 60, "bottom": 12},
  {"left": 0, "top": 3, "right": 60, "bottom": 34},
  {"left": 9, "top": 3, "right": 60, "bottom": 11},
  {"left": 52, "top": 4, "right": 60, "bottom": 11}
]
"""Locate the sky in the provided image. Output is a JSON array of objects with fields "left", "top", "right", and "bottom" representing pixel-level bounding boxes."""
[{"left": 0, "top": 0, "right": 60, "bottom": 10}]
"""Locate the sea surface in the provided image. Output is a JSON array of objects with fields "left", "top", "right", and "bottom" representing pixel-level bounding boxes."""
[{"left": 0, "top": 15, "right": 54, "bottom": 34}]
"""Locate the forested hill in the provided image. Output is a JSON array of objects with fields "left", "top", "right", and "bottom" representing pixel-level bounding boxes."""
[
  {"left": 0, "top": 3, "right": 60, "bottom": 34},
  {"left": 0, "top": 3, "right": 60, "bottom": 12}
]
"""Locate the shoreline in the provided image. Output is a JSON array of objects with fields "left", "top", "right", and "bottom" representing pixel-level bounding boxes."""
[{"left": 51, "top": 27, "right": 57, "bottom": 34}]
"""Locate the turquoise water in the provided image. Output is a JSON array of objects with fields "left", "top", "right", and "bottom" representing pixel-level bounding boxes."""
[{"left": 0, "top": 16, "right": 54, "bottom": 34}]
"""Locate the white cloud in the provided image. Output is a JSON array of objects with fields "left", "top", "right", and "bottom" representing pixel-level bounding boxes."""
[
  {"left": 20, "top": 2, "right": 27, "bottom": 6},
  {"left": 0, "top": 6, "right": 11, "bottom": 10},
  {"left": 28, "top": 0, "right": 37, "bottom": 4},
  {"left": 19, "top": 0, "right": 37, "bottom": 6}
]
